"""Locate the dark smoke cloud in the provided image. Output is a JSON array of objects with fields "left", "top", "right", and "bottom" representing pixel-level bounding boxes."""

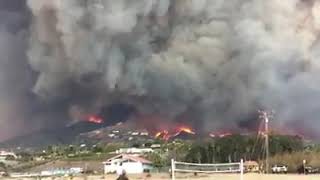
[
  {"left": 0, "top": 0, "right": 68, "bottom": 141},
  {"left": 0, "top": 0, "right": 33, "bottom": 141},
  {"left": 2, "top": 0, "right": 320, "bottom": 141},
  {"left": 24, "top": 0, "right": 320, "bottom": 137}
]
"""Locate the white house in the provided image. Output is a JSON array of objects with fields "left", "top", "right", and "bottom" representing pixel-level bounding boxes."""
[
  {"left": 115, "top": 148, "right": 153, "bottom": 154},
  {"left": 0, "top": 151, "right": 17, "bottom": 161},
  {"left": 103, "top": 154, "right": 153, "bottom": 174},
  {"left": 150, "top": 144, "right": 161, "bottom": 149}
]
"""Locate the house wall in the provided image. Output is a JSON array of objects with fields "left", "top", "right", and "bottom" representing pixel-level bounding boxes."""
[
  {"left": 116, "top": 148, "right": 154, "bottom": 154},
  {"left": 142, "top": 164, "right": 153, "bottom": 172},
  {"left": 104, "top": 162, "right": 144, "bottom": 174},
  {"left": 118, "top": 162, "right": 144, "bottom": 174},
  {"left": 104, "top": 163, "right": 117, "bottom": 174}
]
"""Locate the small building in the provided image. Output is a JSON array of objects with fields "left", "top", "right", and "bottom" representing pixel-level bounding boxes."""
[
  {"left": 116, "top": 148, "right": 153, "bottom": 154},
  {"left": 244, "top": 161, "right": 259, "bottom": 173},
  {"left": 131, "top": 132, "right": 139, "bottom": 136},
  {"left": 150, "top": 144, "right": 161, "bottom": 149},
  {"left": 108, "top": 134, "right": 116, "bottom": 138},
  {"left": 41, "top": 167, "right": 83, "bottom": 176},
  {"left": 0, "top": 151, "right": 17, "bottom": 161},
  {"left": 34, "top": 156, "right": 45, "bottom": 161},
  {"left": 140, "top": 131, "right": 149, "bottom": 136},
  {"left": 103, "top": 154, "right": 153, "bottom": 174},
  {"left": 112, "top": 130, "right": 120, "bottom": 134}
]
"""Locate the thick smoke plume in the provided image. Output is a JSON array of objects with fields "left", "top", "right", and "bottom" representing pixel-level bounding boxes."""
[
  {"left": 26, "top": 0, "right": 320, "bottom": 136},
  {"left": 0, "top": 1, "right": 34, "bottom": 141}
]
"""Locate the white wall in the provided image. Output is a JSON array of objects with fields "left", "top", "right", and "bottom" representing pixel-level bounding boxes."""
[
  {"left": 116, "top": 148, "right": 153, "bottom": 154},
  {"left": 104, "top": 162, "right": 117, "bottom": 174},
  {"left": 104, "top": 161, "right": 144, "bottom": 174},
  {"left": 120, "top": 162, "right": 143, "bottom": 174}
]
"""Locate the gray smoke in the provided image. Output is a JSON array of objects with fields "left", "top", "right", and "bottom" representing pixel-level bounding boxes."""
[
  {"left": 26, "top": 0, "right": 320, "bottom": 135},
  {"left": 0, "top": 2, "right": 32, "bottom": 141}
]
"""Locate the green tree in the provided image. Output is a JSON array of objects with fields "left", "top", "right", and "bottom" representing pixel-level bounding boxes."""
[
  {"left": 207, "top": 144, "right": 214, "bottom": 163},
  {"left": 147, "top": 153, "right": 168, "bottom": 168},
  {"left": 17, "top": 152, "right": 33, "bottom": 162},
  {"left": 144, "top": 142, "right": 153, "bottom": 148},
  {"left": 104, "top": 143, "right": 126, "bottom": 153},
  {"left": 269, "top": 135, "right": 303, "bottom": 155},
  {"left": 5, "top": 155, "right": 15, "bottom": 161},
  {"left": 185, "top": 144, "right": 208, "bottom": 163},
  {"left": 92, "top": 145, "right": 103, "bottom": 153},
  {"left": 47, "top": 145, "right": 54, "bottom": 154},
  {"left": 0, "top": 162, "right": 6, "bottom": 171}
]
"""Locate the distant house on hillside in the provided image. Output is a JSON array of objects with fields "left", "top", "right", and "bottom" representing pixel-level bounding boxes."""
[
  {"left": 0, "top": 151, "right": 17, "bottom": 161},
  {"left": 150, "top": 144, "right": 161, "bottom": 149},
  {"left": 115, "top": 148, "right": 153, "bottom": 154},
  {"left": 103, "top": 154, "right": 153, "bottom": 174}
]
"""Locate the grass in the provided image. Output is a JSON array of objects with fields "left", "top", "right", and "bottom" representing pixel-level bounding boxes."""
[{"left": 63, "top": 152, "right": 113, "bottom": 161}]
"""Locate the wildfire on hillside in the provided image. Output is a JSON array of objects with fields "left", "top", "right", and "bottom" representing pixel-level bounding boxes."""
[
  {"left": 174, "top": 126, "right": 196, "bottom": 136},
  {"left": 132, "top": 114, "right": 311, "bottom": 141},
  {"left": 87, "top": 115, "right": 104, "bottom": 124},
  {"left": 154, "top": 126, "right": 196, "bottom": 140},
  {"left": 155, "top": 130, "right": 170, "bottom": 141}
]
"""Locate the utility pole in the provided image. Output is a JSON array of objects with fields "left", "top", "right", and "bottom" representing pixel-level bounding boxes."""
[
  {"left": 259, "top": 110, "right": 273, "bottom": 174},
  {"left": 265, "top": 113, "right": 269, "bottom": 174}
]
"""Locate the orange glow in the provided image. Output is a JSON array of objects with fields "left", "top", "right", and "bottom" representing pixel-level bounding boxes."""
[
  {"left": 155, "top": 132, "right": 162, "bottom": 138},
  {"left": 155, "top": 126, "right": 196, "bottom": 140},
  {"left": 87, "top": 115, "right": 103, "bottom": 124},
  {"left": 178, "top": 127, "right": 196, "bottom": 135},
  {"left": 154, "top": 130, "right": 171, "bottom": 140}
]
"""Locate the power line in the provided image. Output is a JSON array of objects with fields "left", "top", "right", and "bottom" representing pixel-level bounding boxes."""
[{"left": 258, "top": 110, "right": 274, "bottom": 174}]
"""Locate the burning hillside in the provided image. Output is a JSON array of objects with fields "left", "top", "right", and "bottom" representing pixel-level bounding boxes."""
[
  {"left": 25, "top": 0, "right": 320, "bottom": 139},
  {"left": 87, "top": 115, "right": 104, "bottom": 124},
  {"left": 2, "top": 0, "right": 320, "bottom": 140},
  {"left": 155, "top": 126, "right": 196, "bottom": 141}
]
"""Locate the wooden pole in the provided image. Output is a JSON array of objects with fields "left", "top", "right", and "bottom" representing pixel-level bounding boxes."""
[
  {"left": 171, "top": 159, "right": 175, "bottom": 180},
  {"left": 265, "top": 115, "right": 269, "bottom": 174},
  {"left": 240, "top": 159, "right": 244, "bottom": 180}
]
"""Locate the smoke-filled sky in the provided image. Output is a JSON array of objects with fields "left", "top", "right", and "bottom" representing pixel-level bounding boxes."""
[
  {"left": 2, "top": 0, "right": 320, "bottom": 141},
  {"left": 0, "top": 0, "right": 32, "bottom": 141}
]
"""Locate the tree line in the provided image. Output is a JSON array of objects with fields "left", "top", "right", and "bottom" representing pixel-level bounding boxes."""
[
  {"left": 149, "top": 134, "right": 304, "bottom": 167},
  {"left": 185, "top": 134, "right": 303, "bottom": 163}
]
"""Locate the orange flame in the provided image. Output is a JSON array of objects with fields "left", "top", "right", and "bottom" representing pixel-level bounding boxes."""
[
  {"left": 154, "top": 130, "right": 170, "bottom": 140},
  {"left": 87, "top": 115, "right": 103, "bottom": 124},
  {"left": 178, "top": 127, "right": 196, "bottom": 134},
  {"left": 155, "top": 132, "right": 162, "bottom": 138},
  {"left": 155, "top": 126, "right": 196, "bottom": 140}
]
